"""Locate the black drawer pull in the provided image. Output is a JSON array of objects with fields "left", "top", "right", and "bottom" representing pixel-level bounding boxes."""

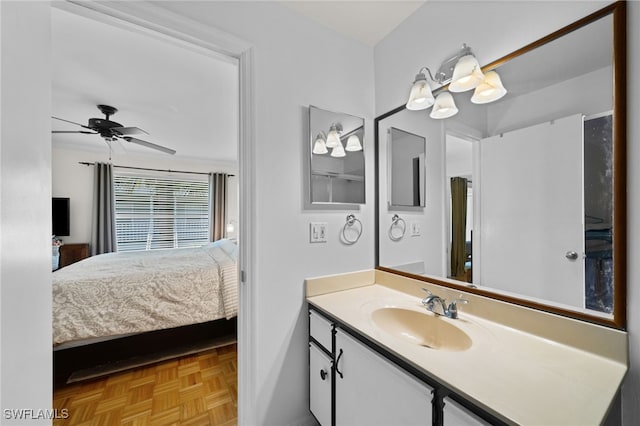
[{"left": 320, "top": 369, "right": 327, "bottom": 380}]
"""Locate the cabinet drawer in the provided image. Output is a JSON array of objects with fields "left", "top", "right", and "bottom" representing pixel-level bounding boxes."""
[
  {"left": 309, "top": 309, "right": 333, "bottom": 351},
  {"left": 309, "top": 342, "right": 332, "bottom": 426}
]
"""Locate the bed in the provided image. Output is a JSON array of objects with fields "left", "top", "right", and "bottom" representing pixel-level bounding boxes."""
[{"left": 52, "top": 239, "right": 238, "bottom": 384}]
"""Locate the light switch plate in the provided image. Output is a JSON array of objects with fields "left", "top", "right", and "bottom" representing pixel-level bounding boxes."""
[
  {"left": 310, "top": 222, "right": 328, "bottom": 243},
  {"left": 411, "top": 221, "right": 421, "bottom": 236}
]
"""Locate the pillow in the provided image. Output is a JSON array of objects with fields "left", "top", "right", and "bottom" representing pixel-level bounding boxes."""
[{"left": 208, "top": 238, "right": 238, "bottom": 260}]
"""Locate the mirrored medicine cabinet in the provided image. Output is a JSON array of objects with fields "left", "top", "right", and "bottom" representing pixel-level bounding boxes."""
[{"left": 309, "top": 105, "right": 365, "bottom": 206}]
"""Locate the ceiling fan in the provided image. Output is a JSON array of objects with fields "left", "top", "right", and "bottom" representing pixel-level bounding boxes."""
[{"left": 52, "top": 104, "right": 176, "bottom": 155}]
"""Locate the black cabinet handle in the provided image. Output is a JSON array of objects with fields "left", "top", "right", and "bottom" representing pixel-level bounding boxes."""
[
  {"left": 320, "top": 369, "right": 327, "bottom": 380},
  {"left": 335, "top": 348, "right": 344, "bottom": 379}
]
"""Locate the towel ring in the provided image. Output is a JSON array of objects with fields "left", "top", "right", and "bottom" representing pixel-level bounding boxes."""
[
  {"left": 342, "top": 214, "right": 362, "bottom": 245},
  {"left": 388, "top": 214, "right": 406, "bottom": 241}
]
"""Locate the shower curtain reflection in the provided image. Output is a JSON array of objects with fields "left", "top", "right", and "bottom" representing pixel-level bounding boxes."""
[{"left": 450, "top": 176, "right": 469, "bottom": 282}]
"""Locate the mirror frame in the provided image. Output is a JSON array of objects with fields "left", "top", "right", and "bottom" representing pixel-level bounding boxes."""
[{"left": 374, "top": 1, "right": 627, "bottom": 329}]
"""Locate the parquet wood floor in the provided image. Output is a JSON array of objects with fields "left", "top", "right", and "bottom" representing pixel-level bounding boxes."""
[{"left": 53, "top": 343, "right": 237, "bottom": 426}]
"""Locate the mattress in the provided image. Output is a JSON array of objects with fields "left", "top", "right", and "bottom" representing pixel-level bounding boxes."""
[{"left": 52, "top": 240, "right": 238, "bottom": 346}]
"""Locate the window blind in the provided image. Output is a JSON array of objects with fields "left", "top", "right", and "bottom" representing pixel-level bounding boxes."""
[{"left": 113, "top": 171, "right": 210, "bottom": 252}]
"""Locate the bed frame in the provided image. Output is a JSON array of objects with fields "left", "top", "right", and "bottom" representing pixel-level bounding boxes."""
[{"left": 53, "top": 317, "right": 237, "bottom": 387}]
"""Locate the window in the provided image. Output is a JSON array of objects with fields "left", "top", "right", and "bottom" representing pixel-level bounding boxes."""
[{"left": 114, "top": 171, "right": 210, "bottom": 252}]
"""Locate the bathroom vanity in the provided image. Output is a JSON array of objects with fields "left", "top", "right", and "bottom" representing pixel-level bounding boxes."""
[
  {"left": 305, "top": 3, "right": 629, "bottom": 424},
  {"left": 306, "top": 270, "right": 627, "bottom": 426}
]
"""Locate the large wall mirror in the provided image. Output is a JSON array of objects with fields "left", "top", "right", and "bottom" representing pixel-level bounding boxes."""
[
  {"left": 309, "top": 105, "right": 365, "bottom": 205},
  {"left": 375, "top": 2, "right": 626, "bottom": 329}
]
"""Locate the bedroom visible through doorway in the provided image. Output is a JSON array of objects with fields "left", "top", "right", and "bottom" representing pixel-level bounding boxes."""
[{"left": 50, "top": 4, "right": 241, "bottom": 423}]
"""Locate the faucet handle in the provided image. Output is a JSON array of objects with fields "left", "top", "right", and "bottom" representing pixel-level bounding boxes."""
[
  {"left": 447, "top": 298, "right": 469, "bottom": 319},
  {"left": 420, "top": 288, "right": 433, "bottom": 307}
]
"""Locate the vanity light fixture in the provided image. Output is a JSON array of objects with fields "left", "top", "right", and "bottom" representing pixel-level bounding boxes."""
[
  {"left": 448, "top": 53, "right": 485, "bottom": 93},
  {"left": 313, "top": 132, "right": 328, "bottom": 154},
  {"left": 406, "top": 70, "right": 435, "bottom": 110},
  {"left": 470, "top": 71, "right": 508, "bottom": 104},
  {"left": 345, "top": 134, "right": 362, "bottom": 151},
  {"left": 406, "top": 44, "right": 507, "bottom": 119},
  {"left": 430, "top": 92, "right": 459, "bottom": 119},
  {"left": 313, "top": 122, "right": 362, "bottom": 156},
  {"left": 325, "top": 123, "right": 342, "bottom": 148},
  {"left": 330, "top": 141, "right": 346, "bottom": 157}
]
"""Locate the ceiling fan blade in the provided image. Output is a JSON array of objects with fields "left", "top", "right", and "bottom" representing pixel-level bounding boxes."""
[
  {"left": 111, "top": 126, "right": 149, "bottom": 136},
  {"left": 52, "top": 116, "right": 92, "bottom": 130},
  {"left": 52, "top": 130, "right": 97, "bottom": 134},
  {"left": 122, "top": 136, "right": 176, "bottom": 155}
]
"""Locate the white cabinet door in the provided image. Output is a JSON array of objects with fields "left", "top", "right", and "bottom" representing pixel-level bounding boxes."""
[
  {"left": 442, "top": 397, "right": 491, "bottom": 426},
  {"left": 335, "top": 329, "right": 432, "bottom": 426},
  {"left": 309, "top": 342, "right": 332, "bottom": 426}
]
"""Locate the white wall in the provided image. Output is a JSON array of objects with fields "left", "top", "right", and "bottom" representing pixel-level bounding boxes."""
[
  {"left": 51, "top": 145, "right": 238, "bottom": 245},
  {"left": 0, "top": 1, "right": 52, "bottom": 423},
  {"left": 486, "top": 66, "right": 612, "bottom": 136},
  {"left": 375, "top": 1, "right": 640, "bottom": 424},
  {"left": 153, "top": 2, "right": 376, "bottom": 425},
  {"left": 624, "top": 2, "right": 640, "bottom": 423}
]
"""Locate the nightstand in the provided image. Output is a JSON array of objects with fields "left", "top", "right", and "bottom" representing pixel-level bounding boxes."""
[{"left": 59, "top": 243, "right": 90, "bottom": 269}]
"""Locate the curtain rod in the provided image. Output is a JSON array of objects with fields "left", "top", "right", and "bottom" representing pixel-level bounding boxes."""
[{"left": 78, "top": 162, "right": 235, "bottom": 177}]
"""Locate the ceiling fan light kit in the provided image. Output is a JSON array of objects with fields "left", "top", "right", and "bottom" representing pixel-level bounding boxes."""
[{"left": 52, "top": 104, "right": 176, "bottom": 155}]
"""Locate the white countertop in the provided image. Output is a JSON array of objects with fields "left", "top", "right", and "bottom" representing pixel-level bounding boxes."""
[{"left": 306, "top": 273, "right": 627, "bottom": 426}]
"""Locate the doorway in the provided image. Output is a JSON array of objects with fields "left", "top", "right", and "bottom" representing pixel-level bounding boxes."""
[{"left": 50, "top": 2, "right": 253, "bottom": 423}]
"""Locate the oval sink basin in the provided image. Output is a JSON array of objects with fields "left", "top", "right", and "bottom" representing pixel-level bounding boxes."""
[{"left": 371, "top": 307, "right": 472, "bottom": 351}]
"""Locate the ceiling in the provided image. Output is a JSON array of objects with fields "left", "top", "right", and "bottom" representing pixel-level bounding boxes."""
[
  {"left": 51, "top": 2, "right": 424, "bottom": 163},
  {"left": 51, "top": 7, "right": 239, "bottom": 164},
  {"left": 279, "top": 1, "right": 426, "bottom": 46}
]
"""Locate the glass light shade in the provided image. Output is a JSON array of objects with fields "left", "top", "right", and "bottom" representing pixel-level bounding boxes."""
[
  {"left": 406, "top": 74, "right": 435, "bottom": 110},
  {"left": 326, "top": 126, "right": 341, "bottom": 148},
  {"left": 470, "top": 71, "right": 507, "bottom": 104},
  {"left": 430, "top": 92, "right": 459, "bottom": 119},
  {"left": 313, "top": 134, "right": 328, "bottom": 154},
  {"left": 330, "top": 142, "right": 346, "bottom": 157},
  {"left": 449, "top": 54, "right": 484, "bottom": 92},
  {"left": 226, "top": 222, "right": 235, "bottom": 233},
  {"left": 345, "top": 134, "right": 362, "bottom": 151}
]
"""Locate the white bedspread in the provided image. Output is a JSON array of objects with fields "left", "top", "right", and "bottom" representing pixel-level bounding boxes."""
[{"left": 52, "top": 242, "right": 238, "bottom": 346}]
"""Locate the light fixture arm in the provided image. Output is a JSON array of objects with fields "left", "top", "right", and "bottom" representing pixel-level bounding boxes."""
[
  {"left": 416, "top": 67, "right": 443, "bottom": 85},
  {"left": 417, "top": 44, "right": 477, "bottom": 86}
]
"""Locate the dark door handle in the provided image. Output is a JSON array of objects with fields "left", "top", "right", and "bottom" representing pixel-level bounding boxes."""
[
  {"left": 335, "top": 348, "right": 344, "bottom": 379},
  {"left": 320, "top": 369, "right": 327, "bottom": 380}
]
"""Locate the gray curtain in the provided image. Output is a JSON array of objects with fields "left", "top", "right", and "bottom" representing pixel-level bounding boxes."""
[
  {"left": 91, "top": 162, "right": 116, "bottom": 255},
  {"left": 209, "top": 172, "right": 228, "bottom": 241},
  {"left": 450, "top": 177, "right": 468, "bottom": 280}
]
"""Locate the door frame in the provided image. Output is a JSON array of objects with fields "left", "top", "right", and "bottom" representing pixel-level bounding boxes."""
[{"left": 51, "top": 2, "right": 257, "bottom": 423}]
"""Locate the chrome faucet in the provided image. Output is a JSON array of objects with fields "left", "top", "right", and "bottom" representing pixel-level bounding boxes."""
[{"left": 421, "top": 289, "right": 468, "bottom": 319}]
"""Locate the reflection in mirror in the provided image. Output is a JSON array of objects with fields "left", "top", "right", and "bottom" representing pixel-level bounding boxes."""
[
  {"left": 388, "top": 128, "right": 426, "bottom": 208},
  {"left": 376, "top": 3, "right": 626, "bottom": 328},
  {"left": 309, "top": 106, "right": 365, "bottom": 204}
]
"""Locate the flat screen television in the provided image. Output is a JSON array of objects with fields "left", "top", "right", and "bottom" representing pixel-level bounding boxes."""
[{"left": 52, "top": 197, "right": 70, "bottom": 237}]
